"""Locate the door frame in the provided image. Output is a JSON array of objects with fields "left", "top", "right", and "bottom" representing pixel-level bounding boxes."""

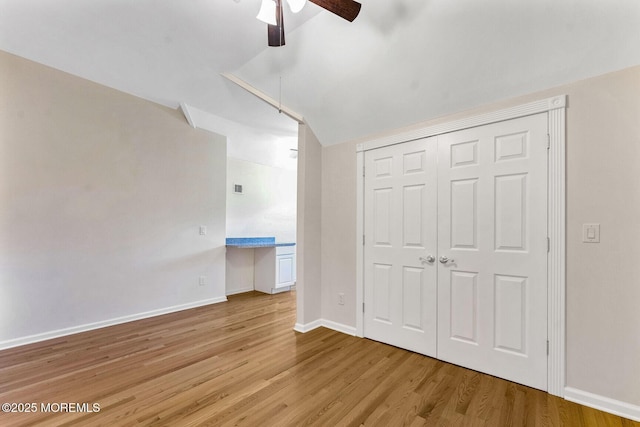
[{"left": 355, "top": 95, "right": 566, "bottom": 397}]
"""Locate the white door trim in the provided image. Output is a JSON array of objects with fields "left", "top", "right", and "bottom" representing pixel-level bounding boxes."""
[{"left": 355, "top": 95, "right": 566, "bottom": 397}]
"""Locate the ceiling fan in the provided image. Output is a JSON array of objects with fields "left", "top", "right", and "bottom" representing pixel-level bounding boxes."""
[{"left": 256, "top": 0, "right": 362, "bottom": 46}]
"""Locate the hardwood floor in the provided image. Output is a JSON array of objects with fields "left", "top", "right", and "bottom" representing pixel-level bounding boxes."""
[{"left": 0, "top": 291, "right": 636, "bottom": 427}]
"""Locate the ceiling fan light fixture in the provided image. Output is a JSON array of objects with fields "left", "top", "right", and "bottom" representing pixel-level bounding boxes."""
[
  {"left": 286, "top": 0, "right": 307, "bottom": 13},
  {"left": 256, "top": 0, "right": 277, "bottom": 25}
]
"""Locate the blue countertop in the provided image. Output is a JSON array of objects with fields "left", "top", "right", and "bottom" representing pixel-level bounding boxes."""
[{"left": 226, "top": 237, "right": 296, "bottom": 248}]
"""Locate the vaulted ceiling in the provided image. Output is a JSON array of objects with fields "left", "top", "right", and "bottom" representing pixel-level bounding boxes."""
[{"left": 1, "top": 0, "right": 639, "bottom": 151}]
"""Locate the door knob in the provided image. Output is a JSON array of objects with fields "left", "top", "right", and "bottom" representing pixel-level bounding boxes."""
[
  {"left": 420, "top": 255, "right": 436, "bottom": 264},
  {"left": 439, "top": 256, "right": 454, "bottom": 264}
]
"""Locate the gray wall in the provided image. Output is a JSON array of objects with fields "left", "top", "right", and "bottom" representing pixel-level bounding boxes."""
[
  {"left": 0, "top": 51, "right": 227, "bottom": 346},
  {"left": 296, "top": 123, "right": 322, "bottom": 327}
]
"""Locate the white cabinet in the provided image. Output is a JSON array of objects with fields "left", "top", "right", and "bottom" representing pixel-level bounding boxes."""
[
  {"left": 254, "top": 246, "right": 296, "bottom": 294},
  {"left": 275, "top": 248, "right": 296, "bottom": 287}
]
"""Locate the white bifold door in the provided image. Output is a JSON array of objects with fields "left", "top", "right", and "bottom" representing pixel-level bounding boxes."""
[{"left": 364, "top": 113, "right": 548, "bottom": 390}]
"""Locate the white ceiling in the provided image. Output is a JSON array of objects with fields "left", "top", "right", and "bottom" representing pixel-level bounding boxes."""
[{"left": 1, "top": 0, "right": 640, "bottom": 152}]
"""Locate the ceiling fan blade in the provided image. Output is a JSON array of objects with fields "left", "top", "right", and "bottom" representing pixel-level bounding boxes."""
[
  {"left": 268, "top": 0, "right": 285, "bottom": 46},
  {"left": 309, "top": 0, "right": 361, "bottom": 22}
]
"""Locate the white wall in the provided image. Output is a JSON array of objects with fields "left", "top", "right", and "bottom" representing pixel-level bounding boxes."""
[
  {"left": 319, "top": 66, "right": 640, "bottom": 412},
  {"left": 225, "top": 248, "right": 256, "bottom": 295},
  {"left": 0, "top": 51, "right": 228, "bottom": 348},
  {"left": 225, "top": 157, "right": 297, "bottom": 295},
  {"left": 180, "top": 103, "right": 298, "bottom": 172},
  {"left": 226, "top": 157, "right": 297, "bottom": 242}
]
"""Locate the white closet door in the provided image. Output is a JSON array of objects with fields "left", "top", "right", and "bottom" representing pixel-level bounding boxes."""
[
  {"left": 363, "top": 137, "right": 438, "bottom": 357},
  {"left": 437, "top": 113, "right": 549, "bottom": 390}
]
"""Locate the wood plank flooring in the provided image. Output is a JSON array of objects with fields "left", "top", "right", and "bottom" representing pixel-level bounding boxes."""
[{"left": 0, "top": 291, "right": 637, "bottom": 426}]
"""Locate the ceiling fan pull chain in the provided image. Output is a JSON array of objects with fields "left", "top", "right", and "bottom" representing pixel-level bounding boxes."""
[{"left": 279, "top": 75, "right": 282, "bottom": 114}]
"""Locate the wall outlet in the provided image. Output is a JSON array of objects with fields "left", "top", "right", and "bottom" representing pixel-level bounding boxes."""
[
  {"left": 338, "top": 293, "right": 345, "bottom": 305},
  {"left": 199, "top": 276, "right": 206, "bottom": 286},
  {"left": 199, "top": 225, "right": 207, "bottom": 236}
]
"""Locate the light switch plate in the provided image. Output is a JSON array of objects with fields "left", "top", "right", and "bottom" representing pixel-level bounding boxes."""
[{"left": 582, "top": 223, "right": 600, "bottom": 243}]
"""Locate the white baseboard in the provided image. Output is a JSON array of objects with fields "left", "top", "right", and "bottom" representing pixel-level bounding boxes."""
[
  {"left": 293, "top": 319, "right": 357, "bottom": 336},
  {"left": 564, "top": 387, "right": 640, "bottom": 422},
  {"left": 0, "top": 296, "right": 228, "bottom": 351},
  {"left": 320, "top": 319, "right": 357, "bottom": 336},
  {"left": 225, "top": 287, "right": 255, "bottom": 296},
  {"left": 294, "top": 319, "right": 323, "bottom": 333}
]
